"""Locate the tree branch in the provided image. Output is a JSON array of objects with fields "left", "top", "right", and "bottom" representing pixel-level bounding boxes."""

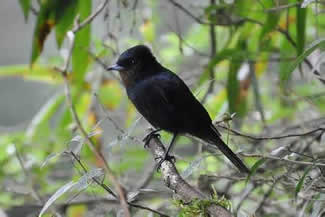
[{"left": 144, "top": 136, "right": 233, "bottom": 217}]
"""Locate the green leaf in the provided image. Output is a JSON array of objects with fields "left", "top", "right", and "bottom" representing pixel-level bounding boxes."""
[
  {"left": 41, "top": 153, "right": 62, "bottom": 168},
  {"left": 246, "top": 158, "right": 266, "bottom": 184},
  {"left": 18, "top": 0, "right": 31, "bottom": 21},
  {"left": 31, "top": 0, "right": 56, "bottom": 65},
  {"left": 295, "top": 166, "right": 313, "bottom": 198},
  {"left": 39, "top": 165, "right": 104, "bottom": 216},
  {"left": 31, "top": 0, "right": 80, "bottom": 64},
  {"left": 259, "top": 12, "right": 280, "bottom": 41},
  {"left": 54, "top": 0, "right": 78, "bottom": 47},
  {"left": 72, "top": 0, "right": 91, "bottom": 84},
  {"left": 0, "top": 64, "right": 62, "bottom": 83},
  {"left": 296, "top": 7, "right": 307, "bottom": 56},
  {"left": 280, "top": 39, "right": 325, "bottom": 88}
]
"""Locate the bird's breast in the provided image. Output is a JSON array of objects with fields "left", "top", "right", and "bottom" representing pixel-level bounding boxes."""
[{"left": 119, "top": 71, "right": 136, "bottom": 88}]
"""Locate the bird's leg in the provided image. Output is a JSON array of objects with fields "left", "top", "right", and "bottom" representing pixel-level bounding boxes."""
[
  {"left": 156, "top": 133, "right": 178, "bottom": 170},
  {"left": 143, "top": 128, "right": 162, "bottom": 147}
]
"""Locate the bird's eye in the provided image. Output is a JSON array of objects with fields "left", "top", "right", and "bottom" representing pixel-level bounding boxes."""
[{"left": 130, "top": 59, "right": 136, "bottom": 64}]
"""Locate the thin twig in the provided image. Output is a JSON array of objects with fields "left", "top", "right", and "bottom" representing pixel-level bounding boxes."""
[
  {"left": 69, "top": 152, "right": 168, "bottom": 217},
  {"left": 87, "top": 50, "right": 121, "bottom": 81},
  {"left": 167, "top": 1, "right": 321, "bottom": 82},
  {"left": 54, "top": 3, "right": 131, "bottom": 215},
  {"left": 69, "top": 151, "right": 116, "bottom": 197},
  {"left": 243, "top": 17, "right": 323, "bottom": 82},
  {"left": 134, "top": 164, "right": 156, "bottom": 190},
  {"left": 59, "top": 60, "right": 131, "bottom": 217},
  {"left": 16, "top": 146, "right": 62, "bottom": 217},
  {"left": 235, "top": 183, "right": 256, "bottom": 215},
  {"left": 241, "top": 153, "right": 325, "bottom": 167},
  {"left": 218, "top": 125, "right": 324, "bottom": 140},
  {"left": 265, "top": 2, "right": 301, "bottom": 12},
  {"left": 255, "top": 177, "right": 282, "bottom": 214},
  {"left": 72, "top": 0, "right": 110, "bottom": 33},
  {"left": 128, "top": 202, "right": 170, "bottom": 217},
  {"left": 168, "top": 0, "right": 206, "bottom": 25}
]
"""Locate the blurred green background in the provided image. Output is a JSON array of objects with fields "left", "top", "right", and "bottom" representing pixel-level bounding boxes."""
[{"left": 0, "top": 0, "right": 325, "bottom": 216}]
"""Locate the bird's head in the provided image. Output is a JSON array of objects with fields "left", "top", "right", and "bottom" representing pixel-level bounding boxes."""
[
  {"left": 107, "top": 45, "right": 156, "bottom": 74},
  {"left": 107, "top": 45, "right": 160, "bottom": 87}
]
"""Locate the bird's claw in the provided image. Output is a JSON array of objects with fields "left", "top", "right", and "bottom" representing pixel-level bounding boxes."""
[
  {"left": 155, "top": 154, "right": 176, "bottom": 171},
  {"left": 143, "top": 131, "right": 161, "bottom": 148}
]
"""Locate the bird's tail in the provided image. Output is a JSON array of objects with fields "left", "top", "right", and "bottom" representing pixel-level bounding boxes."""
[{"left": 205, "top": 125, "right": 250, "bottom": 174}]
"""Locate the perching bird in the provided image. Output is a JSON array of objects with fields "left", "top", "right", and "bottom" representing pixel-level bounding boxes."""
[{"left": 107, "top": 45, "right": 250, "bottom": 173}]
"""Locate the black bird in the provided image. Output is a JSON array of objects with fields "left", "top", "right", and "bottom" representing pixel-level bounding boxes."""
[{"left": 107, "top": 45, "right": 250, "bottom": 173}]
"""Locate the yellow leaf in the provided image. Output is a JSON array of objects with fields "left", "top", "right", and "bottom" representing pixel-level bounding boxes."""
[
  {"left": 140, "top": 19, "right": 155, "bottom": 42},
  {"left": 66, "top": 204, "right": 86, "bottom": 217},
  {"left": 255, "top": 61, "right": 267, "bottom": 76}
]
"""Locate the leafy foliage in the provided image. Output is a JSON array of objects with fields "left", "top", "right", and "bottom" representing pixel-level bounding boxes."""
[
  {"left": 18, "top": 0, "right": 31, "bottom": 20},
  {"left": 30, "top": 0, "right": 87, "bottom": 65},
  {"left": 175, "top": 195, "right": 231, "bottom": 217},
  {"left": 1, "top": 0, "right": 325, "bottom": 216}
]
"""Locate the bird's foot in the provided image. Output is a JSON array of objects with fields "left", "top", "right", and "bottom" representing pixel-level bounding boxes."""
[
  {"left": 143, "top": 129, "right": 162, "bottom": 148},
  {"left": 155, "top": 154, "right": 176, "bottom": 171}
]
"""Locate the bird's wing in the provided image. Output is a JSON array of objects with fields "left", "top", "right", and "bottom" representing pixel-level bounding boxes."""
[{"left": 128, "top": 71, "right": 212, "bottom": 133}]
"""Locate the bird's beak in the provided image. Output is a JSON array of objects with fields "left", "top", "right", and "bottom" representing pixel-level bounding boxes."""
[{"left": 106, "top": 64, "right": 125, "bottom": 71}]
